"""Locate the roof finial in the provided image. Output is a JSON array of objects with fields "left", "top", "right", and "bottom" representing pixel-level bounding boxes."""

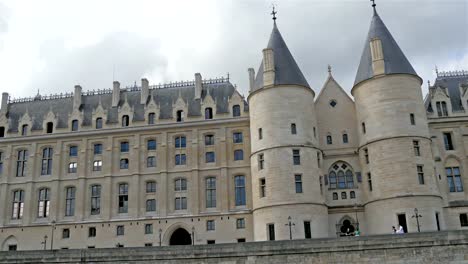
[
  {"left": 271, "top": 3, "right": 277, "bottom": 21},
  {"left": 428, "top": 80, "right": 431, "bottom": 88},
  {"left": 370, "top": 0, "right": 376, "bottom": 10},
  {"left": 328, "top": 65, "right": 332, "bottom": 76},
  {"left": 435, "top": 65, "right": 439, "bottom": 76}
]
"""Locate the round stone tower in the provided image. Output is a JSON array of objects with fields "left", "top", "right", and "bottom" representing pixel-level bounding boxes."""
[
  {"left": 352, "top": 6, "right": 443, "bottom": 234},
  {"left": 248, "top": 19, "right": 328, "bottom": 241}
]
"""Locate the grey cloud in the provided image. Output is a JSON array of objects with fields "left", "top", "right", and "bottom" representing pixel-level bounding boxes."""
[{"left": 31, "top": 32, "right": 168, "bottom": 95}]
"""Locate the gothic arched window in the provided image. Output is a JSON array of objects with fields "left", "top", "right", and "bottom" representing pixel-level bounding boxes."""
[{"left": 328, "top": 162, "right": 354, "bottom": 189}]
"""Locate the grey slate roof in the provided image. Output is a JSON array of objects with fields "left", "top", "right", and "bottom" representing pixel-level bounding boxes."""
[
  {"left": 253, "top": 22, "right": 310, "bottom": 91},
  {"left": 425, "top": 73, "right": 468, "bottom": 112},
  {"left": 354, "top": 9, "right": 418, "bottom": 86},
  {"left": 6, "top": 81, "right": 247, "bottom": 133}
]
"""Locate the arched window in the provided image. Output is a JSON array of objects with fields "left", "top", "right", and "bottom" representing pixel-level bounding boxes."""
[
  {"left": 148, "top": 113, "right": 155, "bottom": 125},
  {"left": 38, "top": 188, "right": 50, "bottom": 218},
  {"left": 342, "top": 133, "right": 348, "bottom": 144},
  {"left": 350, "top": 191, "right": 356, "bottom": 199},
  {"left": 175, "top": 178, "right": 187, "bottom": 191},
  {"left": 326, "top": 134, "right": 332, "bottom": 145},
  {"left": 328, "top": 162, "right": 354, "bottom": 189},
  {"left": 21, "top": 124, "right": 28, "bottom": 136},
  {"left": 205, "top": 108, "right": 213, "bottom": 120},
  {"left": 332, "top": 192, "right": 338, "bottom": 200},
  {"left": 122, "top": 115, "right": 129, "bottom": 127},
  {"left": 95, "top": 118, "right": 103, "bottom": 129},
  {"left": 71, "top": 120, "right": 79, "bottom": 131},
  {"left": 232, "top": 105, "right": 241, "bottom": 117}
]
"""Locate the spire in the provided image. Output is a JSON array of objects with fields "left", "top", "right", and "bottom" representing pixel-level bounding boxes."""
[
  {"left": 253, "top": 14, "right": 310, "bottom": 90},
  {"left": 328, "top": 65, "right": 332, "bottom": 76},
  {"left": 354, "top": 7, "right": 418, "bottom": 86},
  {"left": 370, "top": 0, "right": 376, "bottom": 13}
]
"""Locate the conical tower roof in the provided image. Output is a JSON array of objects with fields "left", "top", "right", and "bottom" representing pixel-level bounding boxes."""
[
  {"left": 354, "top": 9, "right": 418, "bottom": 86},
  {"left": 253, "top": 22, "right": 310, "bottom": 91}
]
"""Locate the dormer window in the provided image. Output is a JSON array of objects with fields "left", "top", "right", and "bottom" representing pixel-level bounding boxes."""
[
  {"left": 176, "top": 110, "right": 184, "bottom": 122},
  {"left": 436, "top": 102, "right": 448, "bottom": 117},
  {"left": 232, "top": 105, "right": 241, "bottom": 117},
  {"left": 205, "top": 108, "right": 213, "bottom": 120},
  {"left": 21, "top": 125, "right": 28, "bottom": 136},
  {"left": 95, "top": 118, "right": 103, "bottom": 129},
  {"left": 148, "top": 113, "right": 155, "bottom": 125},
  {"left": 0, "top": 127, "right": 4, "bottom": 138},
  {"left": 71, "top": 120, "right": 79, "bottom": 132},
  {"left": 46, "top": 122, "right": 53, "bottom": 134},
  {"left": 326, "top": 134, "right": 333, "bottom": 145},
  {"left": 122, "top": 115, "right": 129, "bottom": 127}
]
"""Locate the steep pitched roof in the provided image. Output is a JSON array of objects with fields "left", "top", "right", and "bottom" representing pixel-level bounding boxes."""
[
  {"left": 425, "top": 72, "right": 468, "bottom": 112},
  {"left": 253, "top": 22, "right": 310, "bottom": 91},
  {"left": 354, "top": 9, "right": 418, "bottom": 86}
]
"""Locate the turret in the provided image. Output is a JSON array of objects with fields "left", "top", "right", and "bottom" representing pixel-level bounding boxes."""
[
  {"left": 352, "top": 4, "right": 443, "bottom": 234},
  {"left": 248, "top": 13, "right": 328, "bottom": 241}
]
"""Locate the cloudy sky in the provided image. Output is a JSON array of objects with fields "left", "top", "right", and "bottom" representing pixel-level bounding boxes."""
[{"left": 0, "top": 0, "right": 466, "bottom": 100}]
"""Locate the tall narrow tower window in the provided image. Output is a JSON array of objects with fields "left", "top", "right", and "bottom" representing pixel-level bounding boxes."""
[
  {"left": 22, "top": 125, "right": 28, "bottom": 136},
  {"left": 326, "top": 134, "right": 332, "bottom": 145},
  {"left": 122, "top": 115, "right": 129, "bottom": 127},
  {"left": 71, "top": 120, "right": 79, "bottom": 131},
  {"left": 413, "top": 141, "right": 420, "bottom": 156},
  {"left": 0, "top": 127, "right": 4, "bottom": 137},
  {"left": 367, "top": 173, "right": 373, "bottom": 192},
  {"left": 176, "top": 110, "right": 184, "bottom": 122},
  {"left": 410, "top": 113, "right": 415, "bottom": 125},
  {"left": 361, "top": 122, "right": 366, "bottom": 134},
  {"left": 342, "top": 133, "right": 348, "bottom": 144},
  {"left": 417, "top": 165, "right": 424, "bottom": 185},
  {"left": 258, "top": 154, "right": 264, "bottom": 170},
  {"left": 148, "top": 113, "right": 155, "bottom": 125},
  {"left": 205, "top": 108, "right": 213, "bottom": 120},
  {"left": 364, "top": 148, "right": 369, "bottom": 164},
  {"left": 95, "top": 118, "right": 103, "bottom": 129},
  {"left": 259, "top": 178, "right": 266, "bottom": 198},
  {"left": 46, "top": 122, "right": 53, "bottom": 133},
  {"left": 291, "top": 123, "right": 297, "bottom": 135},
  {"left": 293, "top": 149, "right": 300, "bottom": 165},
  {"left": 258, "top": 128, "right": 263, "bottom": 140}
]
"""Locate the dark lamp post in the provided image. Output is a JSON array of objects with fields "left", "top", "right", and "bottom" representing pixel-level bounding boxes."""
[
  {"left": 412, "top": 208, "right": 422, "bottom": 232},
  {"left": 159, "top": 228, "right": 162, "bottom": 246},
  {"left": 191, "top": 226, "right": 195, "bottom": 245},
  {"left": 285, "top": 216, "right": 295, "bottom": 240}
]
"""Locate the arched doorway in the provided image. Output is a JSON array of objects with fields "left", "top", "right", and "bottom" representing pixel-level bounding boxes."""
[
  {"left": 169, "top": 228, "right": 192, "bottom": 245},
  {"left": 340, "top": 219, "right": 355, "bottom": 236}
]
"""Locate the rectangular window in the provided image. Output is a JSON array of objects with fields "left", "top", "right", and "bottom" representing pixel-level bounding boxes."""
[
  {"left": 362, "top": 122, "right": 366, "bottom": 134},
  {"left": 205, "top": 152, "right": 215, "bottom": 163},
  {"left": 233, "top": 132, "right": 243, "bottom": 143},
  {"left": 144, "top": 243, "right": 153, "bottom": 247},
  {"left": 236, "top": 218, "right": 245, "bottom": 229},
  {"left": 93, "top": 160, "right": 102, "bottom": 171},
  {"left": 326, "top": 135, "right": 332, "bottom": 145},
  {"left": 65, "top": 187, "right": 76, "bottom": 216},
  {"left": 413, "top": 141, "right": 420, "bottom": 156},
  {"left": 205, "top": 177, "right": 216, "bottom": 208},
  {"left": 364, "top": 148, "right": 369, "bottom": 164},
  {"left": 446, "top": 167, "right": 464, "bottom": 192},
  {"left": 118, "top": 183, "right": 129, "bottom": 213},
  {"left": 443, "top": 132, "right": 454, "bottom": 150},
  {"left": 69, "top": 146, "right": 78, "bottom": 157},
  {"left": 120, "top": 142, "right": 129, "bottom": 153},
  {"left": 234, "top": 149, "right": 244, "bottom": 161},
  {"left": 417, "top": 165, "right": 424, "bottom": 184},
  {"left": 146, "top": 182, "right": 156, "bottom": 193},
  {"left": 41, "top": 148, "right": 53, "bottom": 175},
  {"left": 94, "top": 144, "right": 103, "bottom": 155},
  {"left": 293, "top": 149, "right": 300, "bottom": 165},
  {"left": 146, "top": 199, "right": 156, "bottom": 212},
  {"left": 62, "top": 228, "right": 70, "bottom": 239},
  {"left": 258, "top": 154, "right": 264, "bottom": 170},
  {"left": 8, "top": 245, "right": 17, "bottom": 251},
  {"left": 175, "top": 197, "right": 187, "bottom": 210},
  {"left": 268, "top": 224, "right": 275, "bottom": 241},
  {"left": 88, "top": 227, "right": 96, "bottom": 237},
  {"left": 175, "top": 179, "right": 187, "bottom": 191},
  {"left": 91, "top": 185, "right": 101, "bottom": 215},
  {"left": 410, "top": 113, "right": 415, "bottom": 125},
  {"left": 116, "top": 225, "right": 125, "bottom": 236},
  {"left": 120, "top": 158, "right": 129, "bottom": 169},
  {"left": 206, "top": 220, "right": 215, "bottom": 231},
  {"left": 258, "top": 128, "right": 263, "bottom": 140},
  {"left": 237, "top": 238, "right": 246, "bottom": 243},
  {"left": 175, "top": 136, "right": 186, "bottom": 148},
  {"left": 304, "top": 221, "right": 312, "bottom": 239},
  {"left": 368, "top": 173, "right": 373, "bottom": 192},
  {"left": 342, "top": 133, "right": 349, "bottom": 144},
  {"left": 260, "top": 178, "right": 266, "bottom": 198},
  {"left": 291, "top": 123, "right": 297, "bottom": 135},
  {"left": 175, "top": 154, "right": 186, "bottom": 165},
  {"left": 16, "top": 150, "right": 28, "bottom": 177},
  {"left": 0, "top": 152, "right": 3, "bottom": 175},
  {"left": 71, "top": 120, "right": 79, "bottom": 131},
  {"left": 147, "top": 156, "right": 156, "bottom": 167},
  {"left": 205, "top": 135, "right": 215, "bottom": 146},
  {"left": 12, "top": 190, "right": 24, "bottom": 219},
  {"left": 295, "top": 174, "right": 303, "bottom": 193},
  {"left": 147, "top": 139, "right": 157, "bottom": 150},
  {"left": 145, "top": 224, "right": 153, "bottom": 234},
  {"left": 235, "top": 176, "right": 246, "bottom": 206},
  {"left": 207, "top": 240, "right": 215, "bottom": 244},
  {"left": 460, "top": 214, "right": 468, "bottom": 227},
  {"left": 148, "top": 113, "right": 155, "bottom": 125},
  {"left": 37, "top": 188, "right": 50, "bottom": 218}
]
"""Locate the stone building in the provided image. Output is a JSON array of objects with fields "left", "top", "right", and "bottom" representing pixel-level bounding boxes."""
[{"left": 0, "top": 5, "right": 467, "bottom": 251}]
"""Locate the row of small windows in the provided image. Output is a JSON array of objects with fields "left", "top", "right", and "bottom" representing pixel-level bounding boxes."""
[
  {"left": 326, "top": 133, "right": 348, "bottom": 145},
  {"left": 258, "top": 123, "right": 297, "bottom": 140},
  {"left": 259, "top": 174, "right": 303, "bottom": 198},
  {"left": 10, "top": 176, "right": 247, "bottom": 219},
  {"left": 1, "top": 106, "right": 242, "bottom": 137}
]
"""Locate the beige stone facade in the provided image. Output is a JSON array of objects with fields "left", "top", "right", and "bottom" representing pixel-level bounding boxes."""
[{"left": 0, "top": 6, "right": 467, "bottom": 252}]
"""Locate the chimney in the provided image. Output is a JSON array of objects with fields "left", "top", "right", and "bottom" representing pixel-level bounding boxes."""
[
  {"left": 262, "top": 48, "right": 275, "bottom": 87},
  {"left": 141, "top": 78, "right": 149, "bottom": 104},
  {"left": 248, "top": 68, "right": 255, "bottom": 92},
  {"left": 73, "top": 85, "right": 82, "bottom": 109},
  {"left": 1, "top": 92, "right": 8, "bottom": 113},
  {"left": 195, "top": 73, "right": 202, "bottom": 100},
  {"left": 112, "top": 81, "right": 120, "bottom": 107}
]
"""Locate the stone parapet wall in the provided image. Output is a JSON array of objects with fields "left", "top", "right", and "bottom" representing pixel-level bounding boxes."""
[{"left": 1, "top": 230, "right": 467, "bottom": 263}]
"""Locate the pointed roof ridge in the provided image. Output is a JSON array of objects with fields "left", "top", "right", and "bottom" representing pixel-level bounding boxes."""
[
  {"left": 253, "top": 21, "right": 310, "bottom": 90},
  {"left": 316, "top": 73, "right": 354, "bottom": 104},
  {"left": 353, "top": 9, "right": 418, "bottom": 86}
]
